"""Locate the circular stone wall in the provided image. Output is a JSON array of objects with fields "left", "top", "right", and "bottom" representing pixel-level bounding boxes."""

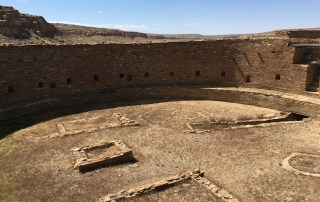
[{"left": 282, "top": 153, "right": 320, "bottom": 177}]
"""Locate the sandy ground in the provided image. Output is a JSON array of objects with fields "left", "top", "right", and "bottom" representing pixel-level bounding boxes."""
[{"left": 0, "top": 100, "right": 320, "bottom": 202}]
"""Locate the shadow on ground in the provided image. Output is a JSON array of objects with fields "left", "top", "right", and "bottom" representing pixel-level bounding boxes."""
[{"left": 0, "top": 98, "right": 183, "bottom": 140}]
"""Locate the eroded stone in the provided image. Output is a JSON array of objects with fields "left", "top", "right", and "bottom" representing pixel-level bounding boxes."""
[{"left": 71, "top": 140, "right": 135, "bottom": 172}]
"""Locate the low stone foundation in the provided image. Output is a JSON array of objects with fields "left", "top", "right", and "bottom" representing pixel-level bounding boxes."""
[
  {"left": 186, "top": 112, "right": 309, "bottom": 133},
  {"left": 40, "top": 113, "right": 140, "bottom": 139},
  {"left": 57, "top": 113, "right": 140, "bottom": 136},
  {"left": 281, "top": 153, "right": 320, "bottom": 177},
  {"left": 71, "top": 141, "right": 135, "bottom": 172},
  {"left": 99, "top": 170, "right": 239, "bottom": 202}
]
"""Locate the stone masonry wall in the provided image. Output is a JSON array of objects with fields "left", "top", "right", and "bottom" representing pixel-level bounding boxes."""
[
  {"left": 0, "top": 39, "right": 309, "bottom": 111},
  {"left": 276, "top": 30, "right": 320, "bottom": 39}
]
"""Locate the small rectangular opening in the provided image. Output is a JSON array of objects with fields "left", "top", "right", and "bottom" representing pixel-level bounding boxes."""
[
  {"left": 50, "top": 83, "right": 56, "bottom": 89},
  {"left": 144, "top": 72, "right": 149, "bottom": 78},
  {"left": 67, "top": 78, "right": 72, "bottom": 85},
  {"left": 7, "top": 86, "right": 13, "bottom": 93},
  {"left": 221, "top": 71, "right": 226, "bottom": 77},
  {"left": 119, "top": 74, "right": 125, "bottom": 79},
  {"left": 245, "top": 75, "right": 251, "bottom": 83},
  {"left": 38, "top": 81, "right": 44, "bottom": 88},
  {"left": 293, "top": 47, "right": 306, "bottom": 64},
  {"left": 126, "top": 75, "right": 133, "bottom": 81},
  {"left": 275, "top": 74, "right": 281, "bottom": 80},
  {"left": 169, "top": 72, "right": 175, "bottom": 77},
  {"left": 94, "top": 75, "right": 99, "bottom": 81},
  {"left": 195, "top": 71, "right": 200, "bottom": 76}
]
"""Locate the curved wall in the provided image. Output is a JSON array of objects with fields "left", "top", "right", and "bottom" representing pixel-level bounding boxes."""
[
  {"left": 1, "top": 86, "right": 320, "bottom": 121},
  {"left": 0, "top": 38, "right": 313, "bottom": 119}
]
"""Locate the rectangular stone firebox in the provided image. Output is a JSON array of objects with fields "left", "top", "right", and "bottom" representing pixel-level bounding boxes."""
[{"left": 71, "top": 140, "right": 134, "bottom": 172}]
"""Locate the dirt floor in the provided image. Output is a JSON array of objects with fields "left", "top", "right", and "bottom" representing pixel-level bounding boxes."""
[{"left": 0, "top": 100, "right": 320, "bottom": 202}]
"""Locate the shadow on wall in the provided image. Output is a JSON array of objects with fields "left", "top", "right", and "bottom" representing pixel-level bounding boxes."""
[
  {"left": 0, "top": 41, "right": 246, "bottom": 139},
  {"left": 1, "top": 82, "right": 318, "bottom": 140},
  {"left": 0, "top": 98, "right": 185, "bottom": 140},
  {"left": 0, "top": 40, "right": 302, "bottom": 139}
]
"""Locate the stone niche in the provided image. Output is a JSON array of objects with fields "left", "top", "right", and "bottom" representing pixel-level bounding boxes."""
[{"left": 71, "top": 141, "right": 135, "bottom": 172}]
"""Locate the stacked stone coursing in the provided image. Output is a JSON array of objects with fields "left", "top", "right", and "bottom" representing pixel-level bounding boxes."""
[
  {"left": 0, "top": 39, "right": 309, "bottom": 105},
  {"left": 0, "top": 7, "right": 319, "bottom": 120},
  {"left": 100, "top": 170, "right": 240, "bottom": 202},
  {"left": 276, "top": 29, "right": 320, "bottom": 39}
]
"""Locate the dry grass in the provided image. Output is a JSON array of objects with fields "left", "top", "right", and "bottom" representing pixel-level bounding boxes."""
[{"left": 1, "top": 100, "right": 320, "bottom": 202}]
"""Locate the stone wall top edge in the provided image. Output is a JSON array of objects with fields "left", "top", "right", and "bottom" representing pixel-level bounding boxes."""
[{"left": 0, "top": 38, "right": 289, "bottom": 49}]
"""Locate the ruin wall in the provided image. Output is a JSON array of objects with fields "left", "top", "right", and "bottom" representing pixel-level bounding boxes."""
[
  {"left": 0, "top": 39, "right": 310, "bottom": 118},
  {"left": 276, "top": 30, "right": 320, "bottom": 39}
]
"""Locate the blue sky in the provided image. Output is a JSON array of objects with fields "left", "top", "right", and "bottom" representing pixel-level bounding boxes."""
[{"left": 1, "top": 0, "right": 319, "bottom": 35}]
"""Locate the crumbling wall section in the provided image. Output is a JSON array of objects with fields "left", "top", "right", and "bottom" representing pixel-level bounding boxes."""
[{"left": 276, "top": 30, "right": 320, "bottom": 39}]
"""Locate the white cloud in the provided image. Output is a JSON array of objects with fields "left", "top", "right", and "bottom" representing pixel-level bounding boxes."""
[{"left": 97, "top": 11, "right": 103, "bottom": 14}]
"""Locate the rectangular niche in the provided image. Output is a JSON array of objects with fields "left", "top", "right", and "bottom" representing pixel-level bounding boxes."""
[
  {"left": 7, "top": 86, "right": 14, "bottom": 93},
  {"left": 50, "top": 83, "right": 56, "bottom": 89},
  {"left": 144, "top": 72, "right": 149, "bottom": 78},
  {"left": 67, "top": 78, "right": 72, "bottom": 85},
  {"left": 71, "top": 141, "right": 135, "bottom": 172},
  {"left": 221, "top": 71, "right": 226, "bottom": 77},
  {"left": 94, "top": 75, "right": 99, "bottom": 81},
  {"left": 292, "top": 47, "right": 305, "bottom": 64},
  {"left": 38, "top": 81, "right": 44, "bottom": 88},
  {"left": 246, "top": 75, "right": 251, "bottom": 83}
]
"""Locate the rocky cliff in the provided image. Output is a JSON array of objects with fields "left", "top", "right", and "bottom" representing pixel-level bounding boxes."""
[
  {"left": 0, "top": 6, "right": 58, "bottom": 38},
  {"left": 54, "top": 23, "right": 148, "bottom": 38}
]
